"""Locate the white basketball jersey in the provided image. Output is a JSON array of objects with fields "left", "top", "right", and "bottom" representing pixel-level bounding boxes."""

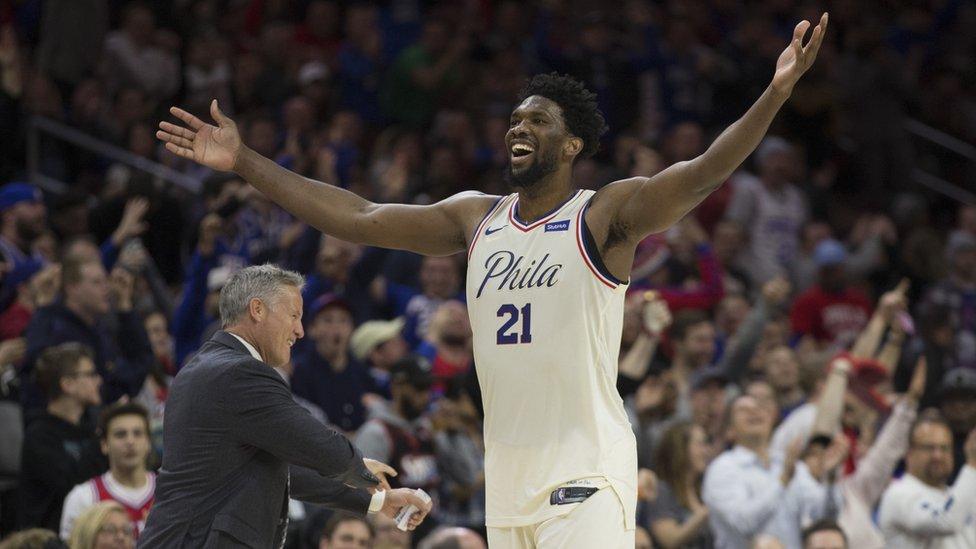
[{"left": 465, "top": 189, "right": 637, "bottom": 529}]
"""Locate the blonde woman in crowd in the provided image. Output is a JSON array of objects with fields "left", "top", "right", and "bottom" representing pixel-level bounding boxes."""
[{"left": 68, "top": 502, "right": 134, "bottom": 549}]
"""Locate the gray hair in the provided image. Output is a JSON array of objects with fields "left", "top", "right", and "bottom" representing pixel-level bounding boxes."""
[{"left": 218, "top": 264, "right": 305, "bottom": 327}]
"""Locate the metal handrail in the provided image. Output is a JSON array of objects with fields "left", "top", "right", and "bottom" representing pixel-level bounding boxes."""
[
  {"left": 904, "top": 118, "right": 976, "bottom": 162},
  {"left": 26, "top": 115, "right": 201, "bottom": 193}
]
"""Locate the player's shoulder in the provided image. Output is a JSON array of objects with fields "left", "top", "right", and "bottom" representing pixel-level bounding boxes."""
[
  {"left": 439, "top": 191, "right": 507, "bottom": 221},
  {"left": 589, "top": 177, "right": 649, "bottom": 208}
]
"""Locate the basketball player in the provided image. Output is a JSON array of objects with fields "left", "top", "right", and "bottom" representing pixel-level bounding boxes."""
[{"left": 157, "top": 14, "right": 827, "bottom": 548}]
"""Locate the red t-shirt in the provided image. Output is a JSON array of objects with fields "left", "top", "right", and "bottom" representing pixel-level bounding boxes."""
[
  {"left": 790, "top": 285, "right": 872, "bottom": 346},
  {"left": 0, "top": 301, "right": 32, "bottom": 340}
]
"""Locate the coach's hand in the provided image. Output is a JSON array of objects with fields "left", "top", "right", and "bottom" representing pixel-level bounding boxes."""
[
  {"left": 380, "top": 488, "right": 432, "bottom": 530},
  {"left": 771, "top": 12, "right": 828, "bottom": 96},
  {"left": 158, "top": 99, "right": 242, "bottom": 172},
  {"left": 363, "top": 458, "right": 397, "bottom": 491}
]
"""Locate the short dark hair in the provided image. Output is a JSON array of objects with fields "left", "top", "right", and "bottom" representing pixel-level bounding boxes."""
[
  {"left": 801, "top": 519, "right": 847, "bottom": 548},
  {"left": 669, "top": 309, "right": 712, "bottom": 342},
  {"left": 34, "top": 342, "right": 94, "bottom": 399},
  {"left": 909, "top": 408, "right": 953, "bottom": 447},
  {"left": 517, "top": 73, "right": 608, "bottom": 159},
  {"left": 321, "top": 512, "right": 373, "bottom": 542},
  {"left": 98, "top": 402, "right": 150, "bottom": 440}
]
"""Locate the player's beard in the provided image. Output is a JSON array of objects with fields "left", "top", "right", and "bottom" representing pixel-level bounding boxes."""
[{"left": 505, "top": 147, "right": 558, "bottom": 190}]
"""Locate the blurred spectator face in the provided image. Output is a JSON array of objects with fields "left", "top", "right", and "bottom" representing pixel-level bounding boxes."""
[
  {"left": 745, "top": 380, "right": 779, "bottom": 423},
  {"left": 716, "top": 294, "right": 750, "bottom": 336},
  {"left": 677, "top": 320, "right": 716, "bottom": 368},
  {"left": 688, "top": 424, "right": 710, "bottom": 474},
  {"left": 32, "top": 231, "right": 58, "bottom": 262},
  {"left": 369, "top": 514, "right": 409, "bottom": 549},
  {"left": 123, "top": 5, "right": 155, "bottom": 47},
  {"left": 729, "top": 395, "right": 773, "bottom": 444},
  {"left": 64, "top": 238, "right": 101, "bottom": 262},
  {"left": 906, "top": 421, "right": 954, "bottom": 487},
  {"left": 764, "top": 346, "right": 800, "bottom": 393},
  {"left": 345, "top": 5, "right": 378, "bottom": 43},
  {"left": 691, "top": 381, "right": 726, "bottom": 432},
  {"left": 712, "top": 220, "right": 745, "bottom": 263},
  {"left": 758, "top": 149, "right": 795, "bottom": 187},
  {"left": 665, "top": 121, "right": 705, "bottom": 162},
  {"left": 114, "top": 88, "right": 149, "bottom": 129},
  {"left": 283, "top": 96, "right": 315, "bottom": 134},
  {"left": 310, "top": 306, "right": 354, "bottom": 359},
  {"left": 66, "top": 357, "right": 103, "bottom": 406},
  {"left": 128, "top": 123, "right": 155, "bottom": 158},
  {"left": 580, "top": 18, "right": 611, "bottom": 53},
  {"left": 752, "top": 535, "right": 786, "bottom": 549},
  {"left": 951, "top": 247, "right": 976, "bottom": 281},
  {"left": 369, "top": 336, "right": 408, "bottom": 370},
  {"left": 430, "top": 301, "right": 472, "bottom": 348},
  {"left": 320, "top": 516, "right": 371, "bottom": 548},
  {"left": 94, "top": 509, "right": 135, "bottom": 549},
  {"left": 802, "top": 222, "right": 832, "bottom": 252},
  {"left": 66, "top": 261, "right": 111, "bottom": 317},
  {"left": 394, "top": 381, "right": 432, "bottom": 421},
  {"left": 144, "top": 312, "right": 173, "bottom": 359},
  {"left": 3, "top": 197, "right": 47, "bottom": 242},
  {"left": 260, "top": 22, "right": 293, "bottom": 61},
  {"left": 958, "top": 205, "right": 976, "bottom": 235},
  {"left": 819, "top": 264, "right": 846, "bottom": 293},
  {"left": 101, "top": 413, "right": 150, "bottom": 472},
  {"left": 255, "top": 286, "right": 305, "bottom": 367},
  {"left": 804, "top": 529, "right": 847, "bottom": 549},
  {"left": 317, "top": 237, "right": 359, "bottom": 281},
  {"left": 329, "top": 111, "right": 363, "bottom": 145},
  {"left": 247, "top": 119, "right": 278, "bottom": 159},
  {"left": 420, "top": 256, "right": 460, "bottom": 299},
  {"left": 72, "top": 79, "right": 105, "bottom": 123}
]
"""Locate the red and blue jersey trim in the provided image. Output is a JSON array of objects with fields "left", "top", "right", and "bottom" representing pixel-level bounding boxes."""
[
  {"left": 467, "top": 195, "right": 507, "bottom": 260},
  {"left": 575, "top": 201, "right": 628, "bottom": 289}
]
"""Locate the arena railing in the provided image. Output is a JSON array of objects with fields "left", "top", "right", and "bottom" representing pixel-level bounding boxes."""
[
  {"left": 904, "top": 117, "right": 976, "bottom": 205},
  {"left": 26, "top": 115, "right": 202, "bottom": 194}
]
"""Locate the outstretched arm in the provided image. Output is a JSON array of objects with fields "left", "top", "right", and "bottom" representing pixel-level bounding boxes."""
[
  {"left": 158, "top": 101, "right": 494, "bottom": 256},
  {"left": 598, "top": 14, "right": 828, "bottom": 239}
]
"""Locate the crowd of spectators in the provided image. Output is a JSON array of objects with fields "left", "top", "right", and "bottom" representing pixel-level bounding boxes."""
[{"left": 1, "top": 0, "right": 975, "bottom": 548}]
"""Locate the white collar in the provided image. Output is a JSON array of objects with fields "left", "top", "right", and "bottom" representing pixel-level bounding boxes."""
[{"left": 227, "top": 332, "right": 263, "bottom": 362}]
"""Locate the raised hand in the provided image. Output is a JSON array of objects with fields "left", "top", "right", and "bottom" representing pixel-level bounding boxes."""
[
  {"left": 772, "top": 13, "right": 828, "bottom": 96},
  {"left": 157, "top": 99, "right": 242, "bottom": 172},
  {"left": 111, "top": 197, "right": 150, "bottom": 246}
]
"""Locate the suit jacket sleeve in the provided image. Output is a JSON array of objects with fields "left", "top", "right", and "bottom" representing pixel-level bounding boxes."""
[
  {"left": 222, "top": 359, "right": 376, "bottom": 487},
  {"left": 288, "top": 465, "right": 371, "bottom": 514}
]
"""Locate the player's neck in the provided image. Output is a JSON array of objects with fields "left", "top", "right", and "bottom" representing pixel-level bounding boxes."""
[
  {"left": 516, "top": 184, "right": 576, "bottom": 223},
  {"left": 111, "top": 466, "right": 148, "bottom": 489}
]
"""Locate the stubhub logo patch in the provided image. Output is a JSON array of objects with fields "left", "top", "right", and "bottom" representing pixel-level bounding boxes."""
[{"left": 545, "top": 220, "right": 570, "bottom": 232}]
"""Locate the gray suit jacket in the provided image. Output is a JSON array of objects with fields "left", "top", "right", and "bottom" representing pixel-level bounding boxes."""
[{"left": 138, "top": 331, "right": 376, "bottom": 548}]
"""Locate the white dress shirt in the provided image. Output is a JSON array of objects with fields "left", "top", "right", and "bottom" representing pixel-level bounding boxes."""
[
  {"left": 226, "top": 332, "right": 385, "bottom": 513},
  {"left": 878, "top": 465, "right": 976, "bottom": 549},
  {"left": 703, "top": 445, "right": 785, "bottom": 549}
]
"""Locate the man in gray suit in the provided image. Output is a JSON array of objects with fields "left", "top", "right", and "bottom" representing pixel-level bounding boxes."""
[{"left": 139, "top": 265, "right": 430, "bottom": 548}]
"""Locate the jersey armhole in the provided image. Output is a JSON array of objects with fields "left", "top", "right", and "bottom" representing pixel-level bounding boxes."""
[
  {"left": 578, "top": 201, "right": 628, "bottom": 286},
  {"left": 467, "top": 196, "right": 506, "bottom": 260}
]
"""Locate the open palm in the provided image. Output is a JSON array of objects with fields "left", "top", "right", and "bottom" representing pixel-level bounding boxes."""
[
  {"left": 772, "top": 13, "right": 828, "bottom": 95},
  {"left": 157, "top": 100, "right": 241, "bottom": 172}
]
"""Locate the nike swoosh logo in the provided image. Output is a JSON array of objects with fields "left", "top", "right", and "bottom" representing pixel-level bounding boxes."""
[{"left": 485, "top": 226, "right": 506, "bottom": 235}]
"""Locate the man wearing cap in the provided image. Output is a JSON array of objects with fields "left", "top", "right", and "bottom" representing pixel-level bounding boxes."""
[
  {"left": 350, "top": 317, "right": 408, "bottom": 399},
  {"left": 939, "top": 368, "right": 976, "bottom": 479},
  {"left": 0, "top": 182, "right": 46, "bottom": 276},
  {"left": 355, "top": 355, "right": 440, "bottom": 494},
  {"left": 790, "top": 239, "right": 872, "bottom": 349},
  {"left": 292, "top": 293, "right": 373, "bottom": 432}
]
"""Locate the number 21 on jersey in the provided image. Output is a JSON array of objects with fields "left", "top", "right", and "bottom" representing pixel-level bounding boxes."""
[{"left": 496, "top": 303, "right": 532, "bottom": 344}]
